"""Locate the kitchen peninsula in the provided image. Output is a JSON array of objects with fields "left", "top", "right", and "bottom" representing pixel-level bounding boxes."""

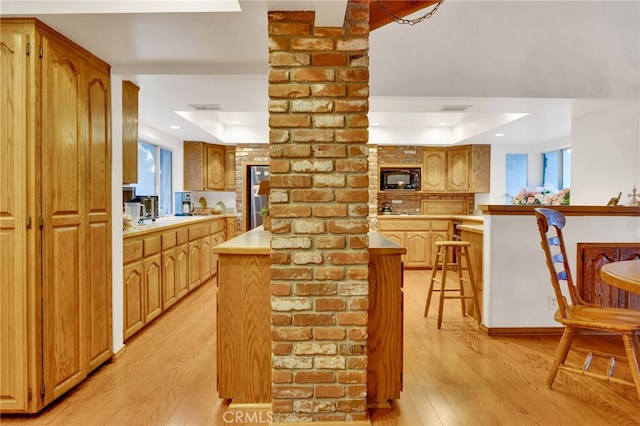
[
  {"left": 213, "top": 228, "right": 406, "bottom": 406},
  {"left": 480, "top": 205, "right": 640, "bottom": 333}
]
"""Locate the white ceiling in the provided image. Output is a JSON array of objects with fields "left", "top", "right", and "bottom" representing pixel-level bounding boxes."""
[{"left": 3, "top": 0, "right": 638, "bottom": 146}]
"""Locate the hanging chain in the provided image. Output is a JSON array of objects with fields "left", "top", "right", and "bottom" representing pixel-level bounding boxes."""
[{"left": 374, "top": 0, "right": 445, "bottom": 26}]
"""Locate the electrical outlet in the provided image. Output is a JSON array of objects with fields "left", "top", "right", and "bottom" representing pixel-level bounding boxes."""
[{"left": 548, "top": 295, "right": 558, "bottom": 310}]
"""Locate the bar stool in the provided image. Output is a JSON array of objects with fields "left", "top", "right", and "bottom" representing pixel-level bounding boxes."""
[{"left": 424, "top": 240, "right": 481, "bottom": 329}]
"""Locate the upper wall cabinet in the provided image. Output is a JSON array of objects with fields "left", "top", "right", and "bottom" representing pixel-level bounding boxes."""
[
  {"left": 184, "top": 141, "right": 227, "bottom": 191},
  {"left": 122, "top": 80, "right": 139, "bottom": 184},
  {"left": 423, "top": 145, "right": 490, "bottom": 193},
  {"left": 225, "top": 146, "right": 236, "bottom": 191}
]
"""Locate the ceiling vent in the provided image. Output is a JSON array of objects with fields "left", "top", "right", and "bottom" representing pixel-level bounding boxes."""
[
  {"left": 189, "top": 104, "right": 221, "bottom": 111},
  {"left": 440, "top": 104, "right": 472, "bottom": 112}
]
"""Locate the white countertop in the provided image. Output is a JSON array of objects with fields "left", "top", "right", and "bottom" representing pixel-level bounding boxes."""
[{"left": 123, "top": 214, "right": 234, "bottom": 237}]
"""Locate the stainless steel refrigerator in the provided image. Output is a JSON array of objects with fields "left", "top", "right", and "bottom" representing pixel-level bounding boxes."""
[{"left": 246, "top": 164, "right": 269, "bottom": 230}]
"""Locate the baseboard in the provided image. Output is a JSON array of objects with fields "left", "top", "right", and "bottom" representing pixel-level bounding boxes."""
[
  {"left": 111, "top": 345, "right": 126, "bottom": 361},
  {"left": 480, "top": 324, "right": 564, "bottom": 335}
]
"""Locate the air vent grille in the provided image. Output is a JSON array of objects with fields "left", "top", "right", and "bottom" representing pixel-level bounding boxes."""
[
  {"left": 440, "top": 104, "right": 472, "bottom": 112},
  {"left": 189, "top": 104, "right": 221, "bottom": 111}
]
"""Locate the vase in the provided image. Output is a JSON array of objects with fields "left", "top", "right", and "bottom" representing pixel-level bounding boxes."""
[{"left": 263, "top": 215, "right": 271, "bottom": 231}]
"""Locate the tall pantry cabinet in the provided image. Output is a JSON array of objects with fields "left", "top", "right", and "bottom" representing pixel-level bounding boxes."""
[{"left": 0, "top": 19, "right": 112, "bottom": 413}]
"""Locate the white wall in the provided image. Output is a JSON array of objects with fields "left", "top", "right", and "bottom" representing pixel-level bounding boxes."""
[
  {"left": 488, "top": 101, "right": 639, "bottom": 206},
  {"left": 111, "top": 76, "right": 124, "bottom": 354},
  {"left": 571, "top": 101, "right": 640, "bottom": 205},
  {"left": 483, "top": 213, "right": 640, "bottom": 328}
]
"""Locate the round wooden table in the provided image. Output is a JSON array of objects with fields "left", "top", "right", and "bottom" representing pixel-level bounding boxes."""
[{"left": 600, "top": 260, "right": 640, "bottom": 295}]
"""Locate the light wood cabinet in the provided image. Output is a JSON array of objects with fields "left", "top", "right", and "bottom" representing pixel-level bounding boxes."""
[
  {"left": 225, "top": 146, "right": 236, "bottom": 191},
  {"left": 123, "top": 260, "right": 145, "bottom": 340},
  {"left": 422, "top": 144, "right": 490, "bottom": 193},
  {"left": 184, "top": 141, "right": 227, "bottom": 191},
  {"left": 122, "top": 80, "right": 139, "bottom": 184},
  {"left": 422, "top": 149, "right": 446, "bottom": 191},
  {"left": 577, "top": 243, "right": 640, "bottom": 310},
  {"left": 122, "top": 217, "right": 228, "bottom": 341},
  {"left": 176, "top": 228, "right": 190, "bottom": 300},
  {"left": 1, "top": 18, "right": 112, "bottom": 413},
  {"left": 378, "top": 217, "right": 452, "bottom": 268}
]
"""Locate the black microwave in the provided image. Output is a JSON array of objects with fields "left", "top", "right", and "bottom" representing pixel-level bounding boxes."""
[{"left": 380, "top": 168, "right": 421, "bottom": 191}]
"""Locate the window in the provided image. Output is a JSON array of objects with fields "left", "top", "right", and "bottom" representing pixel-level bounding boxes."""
[
  {"left": 505, "top": 153, "right": 528, "bottom": 204},
  {"left": 543, "top": 148, "right": 570, "bottom": 190},
  {"left": 132, "top": 141, "right": 173, "bottom": 216}
]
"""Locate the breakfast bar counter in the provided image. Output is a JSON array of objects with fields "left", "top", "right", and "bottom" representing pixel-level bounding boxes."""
[{"left": 213, "top": 228, "right": 406, "bottom": 406}]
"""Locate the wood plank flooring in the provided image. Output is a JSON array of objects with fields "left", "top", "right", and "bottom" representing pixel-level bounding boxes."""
[{"left": 2, "top": 270, "right": 639, "bottom": 425}]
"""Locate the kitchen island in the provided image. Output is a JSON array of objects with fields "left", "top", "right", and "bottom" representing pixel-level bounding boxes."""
[{"left": 213, "top": 228, "right": 406, "bottom": 406}]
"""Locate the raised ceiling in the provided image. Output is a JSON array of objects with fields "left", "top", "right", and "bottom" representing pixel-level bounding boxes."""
[{"left": 2, "top": 0, "right": 638, "bottom": 146}]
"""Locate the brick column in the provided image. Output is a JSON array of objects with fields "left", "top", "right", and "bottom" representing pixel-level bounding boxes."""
[{"left": 268, "top": 1, "right": 370, "bottom": 423}]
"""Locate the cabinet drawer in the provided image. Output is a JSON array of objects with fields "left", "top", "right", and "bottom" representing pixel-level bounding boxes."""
[
  {"left": 161, "top": 231, "right": 177, "bottom": 250},
  {"left": 189, "top": 223, "right": 210, "bottom": 241},
  {"left": 123, "top": 239, "right": 143, "bottom": 264},
  {"left": 378, "top": 218, "right": 430, "bottom": 232},
  {"left": 430, "top": 220, "right": 451, "bottom": 232},
  {"left": 144, "top": 235, "right": 162, "bottom": 256},
  {"left": 176, "top": 227, "right": 189, "bottom": 245},
  {"left": 210, "top": 219, "right": 225, "bottom": 234}
]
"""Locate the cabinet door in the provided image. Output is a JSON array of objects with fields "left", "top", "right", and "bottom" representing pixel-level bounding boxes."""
[
  {"left": 121, "top": 81, "right": 139, "bottom": 184},
  {"left": 422, "top": 149, "right": 446, "bottom": 192},
  {"left": 430, "top": 231, "right": 450, "bottom": 268},
  {"left": 618, "top": 248, "right": 640, "bottom": 310},
  {"left": 578, "top": 244, "right": 640, "bottom": 309},
  {"left": 0, "top": 28, "right": 30, "bottom": 412},
  {"left": 380, "top": 231, "right": 406, "bottom": 264},
  {"left": 85, "top": 60, "right": 112, "bottom": 372},
  {"left": 446, "top": 146, "right": 470, "bottom": 192},
  {"left": 124, "top": 261, "right": 144, "bottom": 340},
  {"left": 184, "top": 141, "right": 205, "bottom": 191},
  {"left": 176, "top": 243, "right": 189, "bottom": 299},
  {"left": 225, "top": 146, "right": 236, "bottom": 191},
  {"left": 206, "top": 144, "right": 225, "bottom": 190},
  {"left": 189, "top": 240, "right": 203, "bottom": 289},
  {"left": 144, "top": 254, "right": 162, "bottom": 323},
  {"left": 40, "top": 33, "right": 88, "bottom": 404},
  {"left": 162, "top": 249, "right": 178, "bottom": 310},
  {"left": 405, "top": 232, "right": 430, "bottom": 268},
  {"left": 201, "top": 236, "right": 212, "bottom": 282},
  {"left": 226, "top": 217, "right": 236, "bottom": 240}
]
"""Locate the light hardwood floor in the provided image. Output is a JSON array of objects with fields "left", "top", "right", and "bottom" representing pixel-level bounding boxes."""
[{"left": 2, "top": 270, "right": 639, "bottom": 425}]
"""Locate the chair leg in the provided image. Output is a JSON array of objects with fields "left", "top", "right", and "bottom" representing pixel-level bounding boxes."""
[
  {"left": 424, "top": 252, "right": 440, "bottom": 317},
  {"left": 462, "top": 246, "right": 482, "bottom": 324},
  {"left": 456, "top": 247, "right": 466, "bottom": 316},
  {"left": 622, "top": 332, "right": 640, "bottom": 400},
  {"left": 547, "top": 327, "right": 575, "bottom": 388},
  {"left": 437, "top": 248, "right": 449, "bottom": 329}
]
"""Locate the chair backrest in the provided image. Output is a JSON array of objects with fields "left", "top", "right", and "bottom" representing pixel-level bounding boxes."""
[{"left": 534, "top": 208, "right": 581, "bottom": 319}]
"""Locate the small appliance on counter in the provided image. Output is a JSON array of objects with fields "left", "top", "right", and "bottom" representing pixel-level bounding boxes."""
[
  {"left": 175, "top": 192, "right": 194, "bottom": 216},
  {"left": 380, "top": 202, "right": 393, "bottom": 214},
  {"left": 131, "top": 195, "right": 159, "bottom": 221}
]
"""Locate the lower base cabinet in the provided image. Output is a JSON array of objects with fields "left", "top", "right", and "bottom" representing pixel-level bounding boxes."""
[
  {"left": 123, "top": 217, "right": 229, "bottom": 341},
  {"left": 577, "top": 243, "right": 640, "bottom": 309},
  {"left": 378, "top": 218, "right": 451, "bottom": 268}
]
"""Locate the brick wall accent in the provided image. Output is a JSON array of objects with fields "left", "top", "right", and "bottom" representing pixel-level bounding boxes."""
[
  {"left": 268, "top": 1, "right": 370, "bottom": 422},
  {"left": 369, "top": 145, "right": 475, "bottom": 230}
]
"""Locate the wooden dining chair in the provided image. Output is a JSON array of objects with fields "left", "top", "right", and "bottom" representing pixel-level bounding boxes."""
[{"left": 534, "top": 207, "right": 640, "bottom": 399}]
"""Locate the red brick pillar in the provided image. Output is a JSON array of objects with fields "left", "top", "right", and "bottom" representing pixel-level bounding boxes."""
[{"left": 268, "top": 1, "right": 370, "bottom": 422}]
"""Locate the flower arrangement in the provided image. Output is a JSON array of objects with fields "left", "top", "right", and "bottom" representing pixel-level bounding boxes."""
[{"left": 510, "top": 184, "right": 570, "bottom": 206}]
